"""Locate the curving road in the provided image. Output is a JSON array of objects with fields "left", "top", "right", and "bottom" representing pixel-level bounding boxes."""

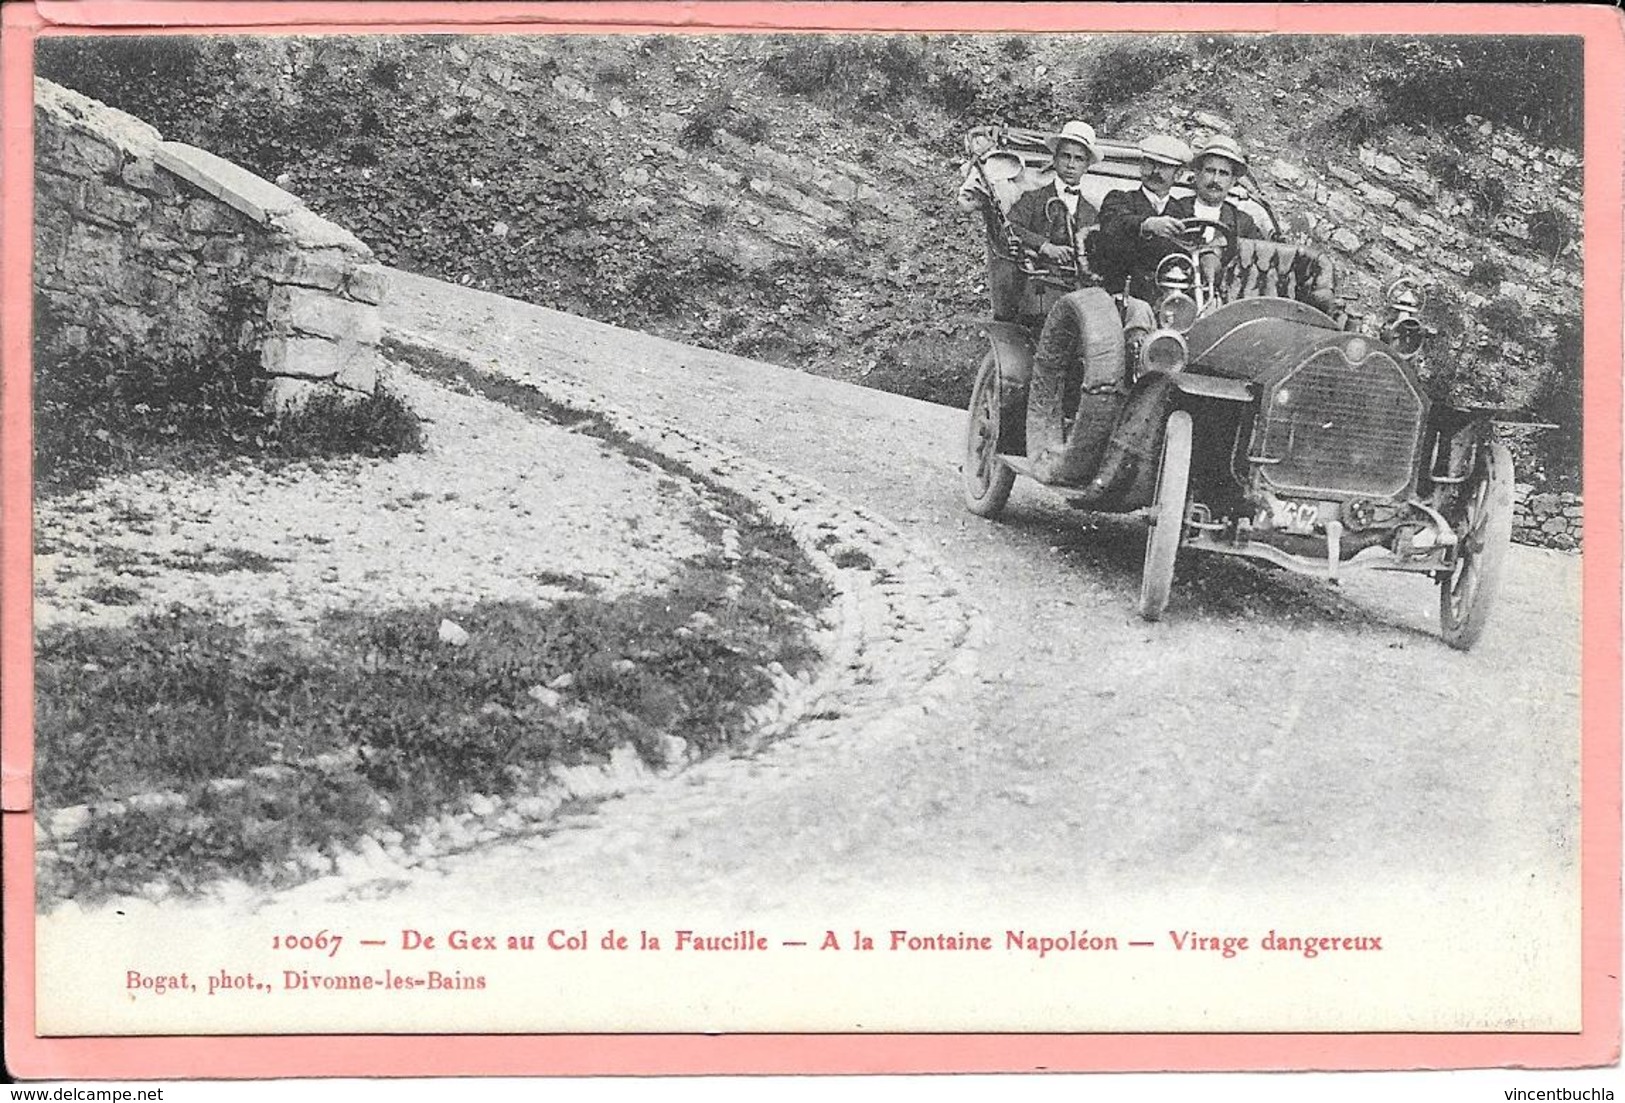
[
  {"left": 362, "top": 271, "right": 1584, "bottom": 1029},
  {"left": 36, "top": 272, "right": 1586, "bottom": 1038}
]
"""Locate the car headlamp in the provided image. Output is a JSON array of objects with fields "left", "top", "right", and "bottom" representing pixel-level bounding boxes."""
[
  {"left": 1383, "top": 316, "right": 1425, "bottom": 358},
  {"left": 1385, "top": 277, "right": 1425, "bottom": 315},
  {"left": 1156, "top": 254, "right": 1196, "bottom": 294},
  {"left": 1156, "top": 291, "right": 1199, "bottom": 333},
  {"left": 1381, "top": 278, "right": 1426, "bottom": 359},
  {"left": 1139, "top": 329, "right": 1189, "bottom": 374},
  {"left": 1343, "top": 336, "right": 1370, "bottom": 364}
]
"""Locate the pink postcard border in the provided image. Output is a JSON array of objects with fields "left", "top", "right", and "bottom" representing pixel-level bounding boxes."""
[{"left": 2, "top": 1, "right": 1620, "bottom": 1079}]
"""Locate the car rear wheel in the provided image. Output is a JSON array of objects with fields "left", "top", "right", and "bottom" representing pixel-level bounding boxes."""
[
  {"left": 963, "top": 352, "right": 1016, "bottom": 518},
  {"left": 1139, "top": 409, "right": 1193, "bottom": 621},
  {"left": 1438, "top": 440, "right": 1514, "bottom": 650}
]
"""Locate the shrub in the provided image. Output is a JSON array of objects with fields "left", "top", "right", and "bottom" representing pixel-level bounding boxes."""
[
  {"left": 1466, "top": 257, "right": 1505, "bottom": 289},
  {"left": 1480, "top": 295, "right": 1530, "bottom": 344},
  {"left": 1532, "top": 316, "right": 1583, "bottom": 489},
  {"left": 730, "top": 109, "right": 770, "bottom": 144},
  {"left": 366, "top": 58, "right": 403, "bottom": 90},
  {"left": 1321, "top": 102, "right": 1387, "bottom": 149},
  {"left": 1528, "top": 207, "right": 1577, "bottom": 259},
  {"left": 1426, "top": 146, "right": 1472, "bottom": 192},
  {"left": 32, "top": 318, "right": 422, "bottom": 496},
  {"left": 1373, "top": 36, "right": 1583, "bottom": 152},
  {"left": 932, "top": 65, "right": 981, "bottom": 117},
  {"left": 1083, "top": 40, "right": 1184, "bottom": 110},
  {"left": 679, "top": 90, "right": 734, "bottom": 149}
]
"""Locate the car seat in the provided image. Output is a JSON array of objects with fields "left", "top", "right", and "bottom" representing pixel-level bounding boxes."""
[{"left": 1217, "top": 239, "right": 1339, "bottom": 318}]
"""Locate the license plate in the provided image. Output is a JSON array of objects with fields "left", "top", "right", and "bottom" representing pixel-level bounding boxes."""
[{"left": 1272, "top": 500, "right": 1320, "bottom": 535}]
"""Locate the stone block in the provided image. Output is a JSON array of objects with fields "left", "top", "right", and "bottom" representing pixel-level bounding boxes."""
[
  {"left": 1327, "top": 162, "right": 1363, "bottom": 187},
  {"left": 200, "top": 238, "right": 249, "bottom": 268},
  {"left": 264, "top": 335, "right": 344, "bottom": 380},
  {"left": 83, "top": 180, "right": 152, "bottom": 225},
  {"left": 335, "top": 346, "right": 380, "bottom": 394},
  {"left": 1330, "top": 227, "right": 1362, "bottom": 253},
  {"left": 1267, "top": 158, "right": 1305, "bottom": 188},
  {"left": 1325, "top": 189, "right": 1362, "bottom": 221},
  {"left": 1365, "top": 244, "right": 1402, "bottom": 272},
  {"left": 1358, "top": 181, "right": 1397, "bottom": 208},
  {"left": 34, "top": 171, "right": 84, "bottom": 215},
  {"left": 346, "top": 264, "right": 389, "bottom": 305},
  {"left": 1193, "top": 111, "right": 1232, "bottom": 132},
  {"left": 1370, "top": 151, "right": 1404, "bottom": 176},
  {"left": 1541, "top": 517, "right": 1565, "bottom": 535},
  {"left": 120, "top": 156, "right": 174, "bottom": 196},
  {"left": 1530, "top": 492, "right": 1561, "bottom": 512},
  {"left": 64, "top": 220, "right": 126, "bottom": 281},
  {"left": 270, "top": 286, "right": 379, "bottom": 342},
  {"left": 155, "top": 142, "right": 301, "bottom": 224},
  {"left": 96, "top": 304, "right": 158, "bottom": 346},
  {"left": 55, "top": 131, "right": 122, "bottom": 178},
  {"left": 1379, "top": 224, "right": 1422, "bottom": 252},
  {"left": 271, "top": 207, "right": 369, "bottom": 253},
  {"left": 184, "top": 198, "right": 244, "bottom": 235},
  {"left": 259, "top": 250, "right": 347, "bottom": 290}
]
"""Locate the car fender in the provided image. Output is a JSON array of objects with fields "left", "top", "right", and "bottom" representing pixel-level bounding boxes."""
[
  {"left": 983, "top": 321, "right": 1035, "bottom": 388},
  {"left": 1168, "top": 372, "right": 1254, "bottom": 403}
]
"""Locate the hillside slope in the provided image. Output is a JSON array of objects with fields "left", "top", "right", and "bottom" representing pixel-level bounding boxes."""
[{"left": 38, "top": 32, "right": 1584, "bottom": 486}]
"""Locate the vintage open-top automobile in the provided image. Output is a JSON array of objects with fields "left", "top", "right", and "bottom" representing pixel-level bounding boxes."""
[{"left": 959, "top": 125, "right": 1515, "bottom": 650}]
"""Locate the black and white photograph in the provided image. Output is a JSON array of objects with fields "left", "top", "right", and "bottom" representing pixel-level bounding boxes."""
[{"left": 18, "top": 20, "right": 1600, "bottom": 1045}]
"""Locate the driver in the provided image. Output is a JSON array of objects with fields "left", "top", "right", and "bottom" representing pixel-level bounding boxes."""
[
  {"left": 1095, "top": 133, "right": 1193, "bottom": 303},
  {"left": 1007, "top": 120, "right": 1102, "bottom": 271},
  {"left": 1165, "top": 135, "right": 1277, "bottom": 249}
]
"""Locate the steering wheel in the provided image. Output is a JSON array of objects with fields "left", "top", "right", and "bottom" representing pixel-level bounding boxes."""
[{"left": 1172, "top": 217, "right": 1236, "bottom": 252}]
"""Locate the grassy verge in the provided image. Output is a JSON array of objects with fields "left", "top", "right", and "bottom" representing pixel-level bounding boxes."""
[
  {"left": 34, "top": 333, "right": 423, "bottom": 498},
  {"left": 37, "top": 510, "right": 831, "bottom": 903},
  {"left": 36, "top": 346, "right": 834, "bottom": 904}
]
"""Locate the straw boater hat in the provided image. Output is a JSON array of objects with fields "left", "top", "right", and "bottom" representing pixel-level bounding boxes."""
[
  {"left": 1138, "top": 133, "right": 1193, "bottom": 167},
  {"left": 1045, "top": 120, "right": 1101, "bottom": 164},
  {"left": 1190, "top": 135, "right": 1249, "bottom": 178}
]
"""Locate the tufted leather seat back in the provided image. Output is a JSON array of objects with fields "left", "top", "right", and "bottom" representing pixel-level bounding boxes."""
[{"left": 1219, "top": 239, "right": 1339, "bottom": 317}]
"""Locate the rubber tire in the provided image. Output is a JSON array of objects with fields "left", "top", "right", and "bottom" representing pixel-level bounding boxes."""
[
  {"left": 1139, "top": 410, "right": 1193, "bottom": 621},
  {"left": 1438, "top": 440, "right": 1514, "bottom": 651},
  {"left": 963, "top": 352, "right": 1016, "bottom": 519}
]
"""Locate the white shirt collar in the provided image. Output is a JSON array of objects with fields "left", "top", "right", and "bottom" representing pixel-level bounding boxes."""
[
  {"left": 1193, "top": 198, "right": 1225, "bottom": 221},
  {"left": 1141, "top": 186, "right": 1168, "bottom": 214}
]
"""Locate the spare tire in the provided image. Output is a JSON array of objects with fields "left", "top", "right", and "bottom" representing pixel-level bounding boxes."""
[{"left": 1025, "top": 287, "right": 1127, "bottom": 484}]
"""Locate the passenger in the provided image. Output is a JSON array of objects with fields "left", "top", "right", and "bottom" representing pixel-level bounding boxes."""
[
  {"left": 1165, "top": 135, "right": 1277, "bottom": 248},
  {"left": 1006, "top": 120, "right": 1102, "bottom": 272},
  {"left": 1095, "top": 133, "right": 1194, "bottom": 303}
]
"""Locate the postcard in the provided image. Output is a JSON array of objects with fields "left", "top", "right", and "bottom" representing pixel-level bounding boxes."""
[{"left": 3, "top": 0, "right": 1619, "bottom": 1079}]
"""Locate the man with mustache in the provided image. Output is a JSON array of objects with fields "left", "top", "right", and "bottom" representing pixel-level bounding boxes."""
[
  {"left": 1095, "top": 133, "right": 1193, "bottom": 303},
  {"left": 1165, "top": 135, "right": 1276, "bottom": 254}
]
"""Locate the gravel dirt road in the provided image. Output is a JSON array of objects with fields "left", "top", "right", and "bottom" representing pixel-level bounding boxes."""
[{"left": 35, "top": 271, "right": 1587, "bottom": 1036}]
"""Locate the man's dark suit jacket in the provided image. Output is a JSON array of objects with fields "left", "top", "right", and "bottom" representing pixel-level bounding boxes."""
[
  {"left": 1007, "top": 181, "right": 1098, "bottom": 256},
  {"left": 1096, "top": 186, "right": 1177, "bottom": 301}
]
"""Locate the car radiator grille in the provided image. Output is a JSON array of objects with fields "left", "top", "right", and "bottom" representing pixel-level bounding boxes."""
[{"left": 1258, "top": 348, "right": 1423, "bottom": 498}]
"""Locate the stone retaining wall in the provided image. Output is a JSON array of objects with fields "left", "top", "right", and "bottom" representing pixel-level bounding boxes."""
[
  {"left": 33, "top": 79, "right": 384, "bottom": 407},
  {"left": 1515, "top": 486, "right": 1582, "bottom": 551}
]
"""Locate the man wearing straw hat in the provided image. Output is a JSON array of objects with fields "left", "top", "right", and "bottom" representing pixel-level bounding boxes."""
[
  {"left": 1007, "top": 120, "right": 1103, "bottom": 270},
  {"left": 1165, "top": 134, "right": 1275, "bottom": 250}
]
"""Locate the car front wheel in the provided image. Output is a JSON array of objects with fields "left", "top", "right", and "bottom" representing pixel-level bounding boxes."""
[
  {"left": 1438, "top": 440, "right": 1515, "bottom": 650},
  {"left": 1139, "top": 409, "right": 1192, "bottom": 621},
  {"left": 962, "top": 352, "right": 1016, "bottom": 518}
]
